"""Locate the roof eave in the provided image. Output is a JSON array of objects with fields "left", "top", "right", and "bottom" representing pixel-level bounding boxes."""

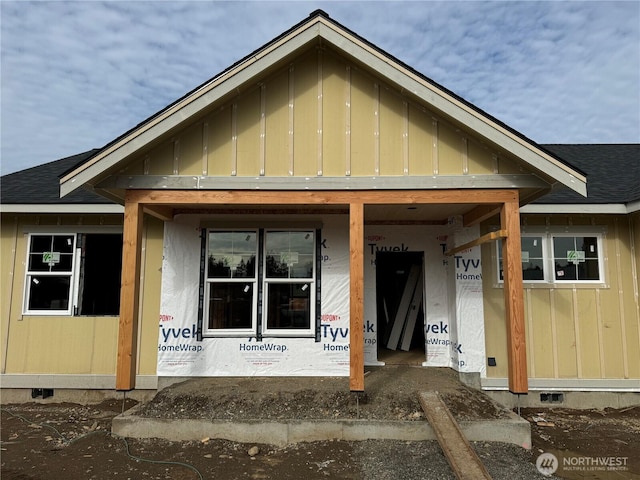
[
  {"left": 0, "top": 204, "right": 124, "bottom": 214},
  {"left": 521, "top": 203, "right": 637, "bottom": 215}
]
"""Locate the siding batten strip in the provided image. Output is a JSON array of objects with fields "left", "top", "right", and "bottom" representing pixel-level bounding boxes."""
[
  {"left": 630, "top": 216, "right": 640, "bottom": 375},
  {"left": 349, "top": 202, "right": 365, "bottom": 392},
  {"left": 613, "top": 218, "right": 629, "bottom": 377},
  {"left": 202, "top": 122, "right": 209, "bottom": 176},
  {"left": 260, "top": 84, "right": 266, "bottom": 176},
  {"left": 462, "top": 136, "right": 469, "bottom": 175},
  {"left": 231, "top": 103, "right": 238, "bottom": 176},
  {"left": 2, "top": 217, "right": 19, "bottom": 374},
  {"left": 317, "top": 49, "right": 323, "bottom": 176},
  {"left": 373, "top": 83, "right": 380, "bottom": 175},
  {"left": 550, "top": 289, "right": 559, "bottom": 378},
  {"left": 526, "top": 289, "right": 535, "bottom": 378},
  {"left": 345, "top": 66, "right": 351, "bottom": 176},
  {"left": 173, "top": 139, "right": 180, "bottom": 175},
  {"left": 596, "top": 289, "right": 606, "bottom": 377},
  {"left": 135, "top": 218, "right": 147, "bottom": 376},
  {"left": 288, "top": 66, "right": 295, "bottom": 176},
  {"left": 572, "top": 288, "right": 583, "bottom": 378},
  {"left": 432, "top": 119, "right": 439, "bottom": 175},
  {"left": 403, "top": 101, "right": 409, "bottom": 175}
]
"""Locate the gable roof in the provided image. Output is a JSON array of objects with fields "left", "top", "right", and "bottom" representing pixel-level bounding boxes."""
[
  {"left": 58, "top": 10, "right": 586, "bottom": 199},
  {"left": 0, "top": 150, "right": 122, "bottom": 214}
]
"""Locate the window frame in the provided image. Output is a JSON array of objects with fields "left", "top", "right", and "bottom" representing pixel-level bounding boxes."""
[
  {"left": 262, "top": 229, "right": 317, "bottom": 338},
  {"left": 23, "top": 233, "right": 77, "bottom": 315},
  {"left": 494, "top": 226, "right": 607, "bottom": 288},
  {"left": 550, "top": 233, "right": 604, "bottom": 283},
  {"left": 200, "top": 226, "right": 320, "bottom": 339},
  {"left": 202, "top": 229, "right": 259, "bottom": 337},
  {"left": 22, "top": 227, "right": 123, "bottom": 316}
]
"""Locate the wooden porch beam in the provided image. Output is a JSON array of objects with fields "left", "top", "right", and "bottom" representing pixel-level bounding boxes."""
[
  {"left": 349, "top": 202, "right": 365, "bottom": 392},
  {"left": 463, "top": 204, "right": 502, "bottom": 226},
  {"left": 126, "top": 189, "right": 519, "bottom": 206},
  {"left": 143, "top": 205, "right": 174, "bottom": 222},
  {"left": 444, "top": 230, "right": 507, "bottom": 257},
  {"left": 116, "top": 194, "right": 144, "bottom": 391},
  {"left": 500, "top": 200, "right": 528, "bottom": 393}
]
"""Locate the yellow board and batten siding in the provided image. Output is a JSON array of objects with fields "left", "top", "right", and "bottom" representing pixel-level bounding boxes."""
[
  {"left": 482, "top": 214, "right": 640, "bottom": 381},
  {"left": 121, "top": 48, "right": 511, "bottom": 179},
  {"left": 0, "top": 214, "right": 162, "bottom": 378}
]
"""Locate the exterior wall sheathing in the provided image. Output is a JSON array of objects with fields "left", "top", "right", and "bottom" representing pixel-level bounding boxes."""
[
  {"left": 0, "top": 214, "right": 163, "bottom": 379},
  {"left": 481, "top": 214, "right": 640, "bottom": 386},
  {"left": 120, "top": 48, "right": 517, "bottom": 181}
]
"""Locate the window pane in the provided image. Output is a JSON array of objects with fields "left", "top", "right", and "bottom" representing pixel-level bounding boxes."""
[
  {"left": 523, "top": 259, "right": 545, "bottom": 280},
  {"left": 498, "top": 236, "right": 545, "bottom": 281},
  {"left": 555, "top": 261, "right": 577, "bottom": 280},
  {"left": 266, "top": 283, "right": 311, "bottom": 330},
  {"left": 28, "top": 235, "right": 74, "bottom": 273},
  {"left": 265, "top": 231, "right": 314, "bottom": 278},
  {"left": 554, "top": 236, "right": 599, "bottom": 281},
  {"left": 208, "top": 283, "right": 253, "bottom": 329},
  {"left": 579, "top": 237, "right": 599, "bottom": 258},
  {"left": 553, "top": 237, "right": 576, "bottom": 260},
  {"left": 208, "top": 231, "right": 256, "bottom": 279},
  {"left": 27, "top": 275, "right": 70, "bottom": 310},
  {"left": 578, "top": 259, "right": 600, "bottom": 281},
  {"left": 52, "top": 235, "right": 75, "bottom": 253},
  {"left": 521, "top": 237, "right": 543, "bottom": 258}
]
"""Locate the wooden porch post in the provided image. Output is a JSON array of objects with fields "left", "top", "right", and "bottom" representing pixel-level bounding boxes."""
[
  {"left": 500, "top": 200, "right": 528, "bottom": 393},
  {"left": 116, "top": 193, "right": 144, "bottom": 391},
  {"left": 349, "top": 202, "right": 365, "bottom": 392}
]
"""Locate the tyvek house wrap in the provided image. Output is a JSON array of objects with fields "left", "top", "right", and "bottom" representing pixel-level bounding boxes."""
[
  {"left": 363, "top": 223, "right": 486, "bottom": 377},
  {"left": 157, "top": 216, "right": 486, "bottom": 377}
]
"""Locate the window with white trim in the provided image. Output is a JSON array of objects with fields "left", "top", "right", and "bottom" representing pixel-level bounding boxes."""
[
  {"left": 497, "top": 229, "right": 605, "bottom": 286},
  {"left": 202, "top": 228, "right": 319, "bottom": 338},
  {"left": 204, "top": 230, "right": 258, "bottom": 335},
  {"left": 24, "top": 233, "right": 122, "bottom": 315}
]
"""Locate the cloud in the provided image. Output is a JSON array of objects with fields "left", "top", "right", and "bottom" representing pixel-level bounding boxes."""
[{"left": 1, "top": 1, "right": 638, "bottom": 175}]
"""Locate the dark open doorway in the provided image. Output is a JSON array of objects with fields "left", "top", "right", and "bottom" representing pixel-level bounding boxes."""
[{"left": 375, "top": 251, "right": 425, "bottom": 365}]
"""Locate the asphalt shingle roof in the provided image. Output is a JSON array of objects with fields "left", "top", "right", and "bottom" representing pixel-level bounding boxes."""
[
  {"left": 1, "top": 150, "right": 107, "bottom": 205},
  {"left": 538, "top": 144, "right": 640, "bottom": 204}
]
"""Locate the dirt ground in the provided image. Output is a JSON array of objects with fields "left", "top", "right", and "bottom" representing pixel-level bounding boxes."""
[
  {"left": 137, "top": 366, "right": 511, "bottom": 422},
  {"left": 2, "top": 367, "right": 639, "bottom": 480}
]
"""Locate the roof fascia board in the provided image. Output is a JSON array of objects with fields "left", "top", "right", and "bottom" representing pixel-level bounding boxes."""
[
  {"left": 520, "top": 204, "right": 628, "bottom": 215},
  {"left": 60, "top": 22, "right": 322, "bottom": 197},
  {"left": 314, "top": 21, "right": 586, "bottom": 195},
  {"left": 61, "top": 15, "right": 586, "bottom": 197},
  {"left": 625, "top": 200, "right": 640, "bottom": 213},
  {"left": 0, "top": 204, "right": 123, "bottom": 214},
  {"left": 95, "top": 173, "right": 549, "bottom": 191}
]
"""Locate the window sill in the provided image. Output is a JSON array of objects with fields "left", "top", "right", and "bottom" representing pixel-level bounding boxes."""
[{"left": 493, "top": 282, "right": 609, "bottom": 290}]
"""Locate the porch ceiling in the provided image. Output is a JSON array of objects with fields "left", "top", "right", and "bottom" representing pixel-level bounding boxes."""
[
  {"left": 365, "top": 203, "right": 473, "bottom": 223},
  {"left": 168, "top": 202, "right": 482, "bottom": 224}
]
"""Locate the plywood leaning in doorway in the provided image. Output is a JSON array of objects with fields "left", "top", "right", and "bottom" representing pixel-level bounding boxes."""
[{"left": 386, "top": 264, "right": 424, "bottom": 351}]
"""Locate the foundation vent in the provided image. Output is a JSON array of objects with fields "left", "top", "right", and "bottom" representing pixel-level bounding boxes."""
[{"left": 539, "top": 392, "right": 564, "bottom": 404}]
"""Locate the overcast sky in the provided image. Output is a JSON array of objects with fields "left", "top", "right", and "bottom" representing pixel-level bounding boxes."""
[{"left": 1, "top": 1, "right": 639, "bottom": 176}]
